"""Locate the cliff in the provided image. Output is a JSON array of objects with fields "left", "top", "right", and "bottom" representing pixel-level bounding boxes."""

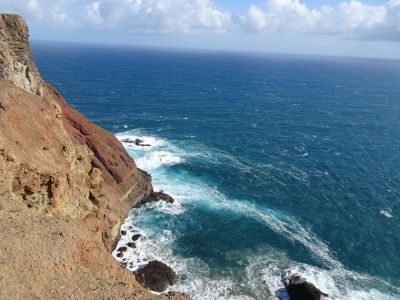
[
  {"left": 0, "top": 14, "right": 188, "bottom": 299},
  {"left": 0, "top": 14, "right": 42, "bottom": 95}
]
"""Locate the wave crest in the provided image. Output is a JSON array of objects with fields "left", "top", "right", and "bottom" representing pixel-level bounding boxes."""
[{"left": 136, "top": 151, "right": 184, "bottom": 170}]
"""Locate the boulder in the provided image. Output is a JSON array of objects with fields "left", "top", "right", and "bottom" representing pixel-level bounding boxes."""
[
  {"left": 139, "top": 191, "right": 175, "bottom": 206},
  {"left": 127, "top": 242, "right": 136, "bottom": 248},
  {"left": 132, "top": 234, "right": 142, "bottom": 241},
  {"left": 285, "top": 274, "right": 328, "bottom": 300},
  {"left": 121, "top": 138, "right": 151, "bottom": 147},
  {"left": 135, "top": 261, "right": 178, "bottom": 293}
]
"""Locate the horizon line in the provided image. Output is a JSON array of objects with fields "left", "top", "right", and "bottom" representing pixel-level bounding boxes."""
[{"left": 31, "top": 38, "right": 400, "bottom": 63}]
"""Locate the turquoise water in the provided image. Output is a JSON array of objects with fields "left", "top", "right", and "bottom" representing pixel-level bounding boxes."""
[{"left": 34, "top": 42, "right": 400, "bottom": 299}]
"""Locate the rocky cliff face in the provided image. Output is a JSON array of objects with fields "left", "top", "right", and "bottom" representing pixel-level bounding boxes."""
[
  {"left": 0, "top": 14, "right": 188, "bottom": 299},
  {"left": 0, "top": 13, "right": 153, "bottom": 249},
  {"left": 44, "top": 83, "right": 153, "bottom": 249},
  {"left": 0, "top": 14, "right": 42, "bottom": 95}
]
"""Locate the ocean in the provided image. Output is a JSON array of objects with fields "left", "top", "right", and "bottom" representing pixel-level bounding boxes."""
[{"left": 33, "top": 42, "right": 400, "bottom": 299}]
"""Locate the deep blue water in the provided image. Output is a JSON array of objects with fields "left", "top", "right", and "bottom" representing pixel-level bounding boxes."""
[{"left": 33, "top": 42, "right": 400, "bottom": 299}]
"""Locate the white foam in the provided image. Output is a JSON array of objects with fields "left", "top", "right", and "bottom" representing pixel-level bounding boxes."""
[
  {"left": 379, "top": 209, "right": 394, "bottom": 219},
  {"left": 221, "top": 200, "right": 341, "bottom": 269},
  {"left": 116, "top": 130, "right": 187, "bottom": 172},
  {"left": 117, "top": 132, "right": 168, "bottom": 150},
  {"left": 136, "top": 151, "right": 184, "bottom": 170},
  {"left": 112, "top": 224, "right": 150, "bottom": 271},
  {"left": 143, "top": 194, "right": 186, "bottom": 215},
  {"left": 341, "top": 289, "right": 399, "bottom": 300},
  {"left": 243, "top": 248, "right": 400, "bottom": 300}
]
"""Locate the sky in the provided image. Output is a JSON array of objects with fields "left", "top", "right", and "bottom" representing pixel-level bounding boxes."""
[{"left": 1, "top": 0, "right": 400, "bottom": 59}]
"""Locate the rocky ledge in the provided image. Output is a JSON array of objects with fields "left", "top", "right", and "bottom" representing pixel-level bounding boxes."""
[{"left": 0, "top": 13, "right": 188, "bottom": 299}]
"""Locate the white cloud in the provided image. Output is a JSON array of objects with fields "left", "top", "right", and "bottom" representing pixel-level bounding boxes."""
[
  {"left": 244, "top": 0, "right": 400, "bottom": 42},
  {"left": 338, "top": 1, "right": 387, "bottom": 29},
  {"left": 0, "top": 0, "right": 79, "bottom": 26},
  {"left": 27, "top": 0, "right": 39, "bottom": 12},
  {"left": 84, "top": 1, "right": 103, "bottom": 25},
  {"left": 248, "top": 5, "right": 267, "bottom": 31},
  {"left": 260, "top": 0, "right": 322, "bottom": 32},
  {"left": 81, "top": 0, "right": 233, "bottom": 33},
  {"left": 0, "top": 0, "right": 399, "bottom": 42}
]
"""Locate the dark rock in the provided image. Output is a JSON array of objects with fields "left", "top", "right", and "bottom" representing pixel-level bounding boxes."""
[
  {"left": 117, "top": 246, "right": 127, "bottom": 252},
  {"left": 120, "top": 230, "right": 127, "bottom": 235},
  {"left": 121, "top": 138, "right": 136, "bottom": 144},
  {"left": 285, "top": 274, "right": 328, "bottom": 300},
  {"left": 116, "top": 252, "right": 123, "bottom": 258},
  {"left": 138, "top": 191, "right": 175, "bottom": 206},
  {"left": 132, "top": 234, "right": 142, "bottom": 241},
  {"left": 134, "top": 260, "right": 178, "bottom": 293},
  {"left": 127, "top": 242, "right": 136, "bottom": 248},
  {"left": 121, "top": 138, "right": 151, "bottom": 147}
]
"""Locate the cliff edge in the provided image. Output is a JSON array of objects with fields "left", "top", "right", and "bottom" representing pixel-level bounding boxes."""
[{"left": 0, "top": 14, "right": 188, "bottom": 299}]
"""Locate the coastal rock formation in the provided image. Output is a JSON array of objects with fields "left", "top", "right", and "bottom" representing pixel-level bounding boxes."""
[
  {"left": 138, "top": 190, "right": 176, "bottom": 206},
  {"left": 0, "top": 14, "right": 42, "bottom": 95},
  {"left": 122, "top": 137, "right": 151, "bottom": 147},
  {"left": 44, "top": 83, "right": 153, "bottom": 249},
  {"left": 135, "top": 261, "right": 179, "bottom": 293},
  {"left": 0, "top": 13, "right": 153, "bottom": 250},
  {"left": 281, "top": 271, "right": 329, "bottom": 300},
  {"left": 0, "top": 14, "right": 188, "bottom": 299}
]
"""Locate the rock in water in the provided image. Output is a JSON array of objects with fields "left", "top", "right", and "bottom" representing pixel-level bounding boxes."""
[
  {"left": 121, "top": 138, "right": 150, "bottom": 147},
  {"left": 138, "top": 191, "right": 175, "bottom": 206},
  {"left": 284, "top": 273, "right": 328, "bottom": 300},
  {"left": 132, "top": 234, "right": 142, "bottom": 241},
  {"left": 117, "top": 246, "right": 128, "bottom": 252},
  {"left": 135, "top": 261, "right": 178, "bottom": 293},
  {"left": 127, "top": 242, "right": 136, "bottom": 248}
]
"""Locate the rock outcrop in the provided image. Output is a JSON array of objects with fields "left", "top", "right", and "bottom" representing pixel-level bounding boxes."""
[
  {"left": 0, "top": 13, "right": 188, "bottom": 299},
  {"left": 282, "top": 272, "right": 329, "bottom": 300},
  {"left": 135, "top": 261, "right": 179, "bottom": 293},
  {"left": 138, "top": 190, "right": 175, "bottom": 206},
  {"left": 0, "top": 14, "right": 42, "bottom": 95}
]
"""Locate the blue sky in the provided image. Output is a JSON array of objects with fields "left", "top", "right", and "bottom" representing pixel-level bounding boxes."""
[
  {"left": 1, "top": 0, "right": 399, "bottom": 59},
  {"left": 215, "top": 0, "right": 265, "bottom": 13}
]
